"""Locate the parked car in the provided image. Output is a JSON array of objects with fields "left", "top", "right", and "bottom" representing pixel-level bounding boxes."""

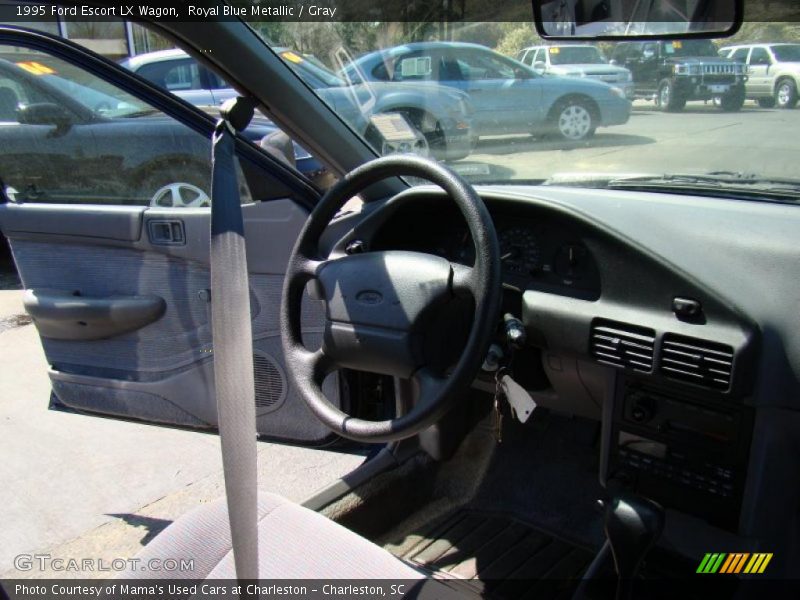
[
  {"left": 122, "top": 48, "right": 475, "bottom": 161},
  {"left": 719, "top": 43, "right": 800, "bottom": 108},
  {"left": 517, "top": 44, "right": 635, "bottom": 99},
  {"left": 0, "top": 57, "right": 289, "bottom": 207},
  {"left": 342, "top": 41, "right": 631, "bottom": 142},
  {"left": 611, "top": 39, "right": 748, "bottom": 111}
]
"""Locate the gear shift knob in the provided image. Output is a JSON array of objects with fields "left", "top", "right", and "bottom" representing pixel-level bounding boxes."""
[{"left": 604, "top": 494, "right": 664, "bottom": 597}]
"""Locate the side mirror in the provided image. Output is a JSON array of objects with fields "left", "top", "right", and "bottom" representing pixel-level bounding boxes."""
[
  {"left": 642, "top": 50, "right": 656, "bottom": 60},
  {"left": 533, "top": 61, "right": 547, "bottom": 74},
  {"left": 259, "top": 129, "right": 296, "bottom": 169},
  {"left": 609, "top": 58, "right": 619, "bottom": 66},
  {"left": 514, "top": 66, "right": 533, "bottom": 79},
  {"left": 16, "top": 102, "right": 74, "bottom": 128}
]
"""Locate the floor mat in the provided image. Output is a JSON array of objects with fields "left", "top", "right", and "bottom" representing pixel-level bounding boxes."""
[
  {"left": 468, "top": 411, "right": 606, "bottom": 550},
  {"left": 400, "top": 509, "right": 594, "bottom": 600}
]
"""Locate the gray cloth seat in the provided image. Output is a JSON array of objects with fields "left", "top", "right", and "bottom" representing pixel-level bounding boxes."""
[{"left": 120, "top": 493, "right": 426, "bottom": 580}]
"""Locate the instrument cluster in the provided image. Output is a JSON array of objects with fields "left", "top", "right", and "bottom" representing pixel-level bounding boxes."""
[
  {"left": 494, "top": 217, "right": 601, "bottom": 299},
  {"left": 370, "top": 206, "right": 601, "bottom": 299}
]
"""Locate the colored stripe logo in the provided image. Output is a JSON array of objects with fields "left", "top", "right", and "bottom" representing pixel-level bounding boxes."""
[{"left": 697, "top": 552, "right": 773, "bottom": 574}]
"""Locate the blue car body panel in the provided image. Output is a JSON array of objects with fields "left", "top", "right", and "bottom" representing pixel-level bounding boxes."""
[{"left": 345, "top": 42, "right": 631, "bottom": 137}]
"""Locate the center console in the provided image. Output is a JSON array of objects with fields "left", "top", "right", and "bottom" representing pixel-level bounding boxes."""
[{"left": 605, "top": 376, "right": 753, "bottom": 530}]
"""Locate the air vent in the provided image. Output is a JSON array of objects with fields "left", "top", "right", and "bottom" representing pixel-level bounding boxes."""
[
  {"left": 591, "top": 320, "right": 655, "bottom": 372},
  {"left": 253, "top": 352, "right": 286, "bottom": 411},
  {"left": 660, "top": 334, "right": 734, "bottom": 390}
]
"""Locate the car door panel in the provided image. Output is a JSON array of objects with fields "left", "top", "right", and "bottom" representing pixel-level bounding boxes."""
[
  {"left": 438, "top": 49, "right": 536, "bottom": 135},
  {"left": 747, "top": 48, "right": 772, "bottom": 96},
  {"left": 22, "top": 288, "right": 167, "bottom": 341},
  {"left": 0, "top": 28, "right": 339, "bottom": 445},
  {"left": 1, "top": 199, "right": 338, "bottom": 444},
  {"left": 0, "top": 202, "right": 143, "bottom": 240}
]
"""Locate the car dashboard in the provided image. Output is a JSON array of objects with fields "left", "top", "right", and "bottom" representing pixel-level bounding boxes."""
[
  {"left": 329, "top": 182, "right": 800, "bottom": 556},
  {"left": 370, "top": 207, "right": 602, "bottom": 301}
]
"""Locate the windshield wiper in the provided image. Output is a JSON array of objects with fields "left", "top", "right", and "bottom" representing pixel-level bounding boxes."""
[{"left": 606, "top": 172, "right": 800, "bottom": 204}]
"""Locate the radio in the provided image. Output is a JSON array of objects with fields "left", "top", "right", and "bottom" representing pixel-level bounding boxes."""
[{"left": 609, "top": 380, "right": 753, "bottom": 530}]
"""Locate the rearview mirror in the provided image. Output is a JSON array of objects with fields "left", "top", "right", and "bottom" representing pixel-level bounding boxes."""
[{"left": 532, "top": 0, "right": 742, "bottom": 39}]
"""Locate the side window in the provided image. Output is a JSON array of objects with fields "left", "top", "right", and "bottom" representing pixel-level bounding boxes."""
[
  {"left": 0, "top": 45, "right": 255, "bottom": 208},
  {"left": 370, "top": 62, "right": 390, "bottom": 81},
  {"left": 643, "top": 42, "right": 658, "bottom": 58},
  {"left": 749, "top": 47, "right": 771, "bottom": 65},
  {"left": 621, "top": 44, "right": 642, "bottom": 61},
  {"left": 731, "top": 48, "right": 750, "bottom": 62},
  {"left": 392, "top": 54, "right": 434, "bottom": 81},
  {"left": 136, "top": 58, "right": 202, "bottom": 92},
  {"left": 519, "top": 49, "right": 536, "bottom": 66},
  {"left": 455, "top": 51, "right": 516, "bottom": 81},
  {"left": 0, "top": 61, "right": 53, "bottom": 121},
  {"left": 202, "top": 66, "right": 228, "bottom": 90}
]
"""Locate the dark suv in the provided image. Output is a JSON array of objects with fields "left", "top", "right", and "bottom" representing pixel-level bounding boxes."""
[{"left": 611, "top": 40, "right": 748, "bottom": 111}]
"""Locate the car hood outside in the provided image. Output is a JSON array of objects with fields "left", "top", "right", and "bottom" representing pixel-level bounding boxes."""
[
  {"left": 549, "top": 64, "right": 629, "bottom": 77},
  {"left": 663, "top": 56, "right": 737, "bottom": 65}
]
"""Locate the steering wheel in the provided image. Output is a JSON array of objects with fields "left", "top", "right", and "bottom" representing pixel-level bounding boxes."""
[{"left": 280, "top": 155, "right": 501, "bottom": 443}]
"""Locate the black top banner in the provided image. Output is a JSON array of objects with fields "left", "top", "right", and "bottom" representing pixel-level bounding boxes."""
[{"left": 1, "top": 0, "right": 800, "bottom": 24}]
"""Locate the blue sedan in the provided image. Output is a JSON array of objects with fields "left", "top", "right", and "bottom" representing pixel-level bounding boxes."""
[{"left": 343, "top": 41, "right": 632, "bottom": 142}]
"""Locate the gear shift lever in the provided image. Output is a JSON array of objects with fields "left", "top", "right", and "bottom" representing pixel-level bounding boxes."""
[{"left": 605, "top": 494, "right": 664, "bottom": 599}]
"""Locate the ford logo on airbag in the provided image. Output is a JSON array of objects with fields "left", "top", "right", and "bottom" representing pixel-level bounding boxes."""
[{"left": 356, "top": 290, "right": 383, "bottom": 305}]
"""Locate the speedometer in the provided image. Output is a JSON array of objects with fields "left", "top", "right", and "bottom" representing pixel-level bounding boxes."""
[{"left": 499, "top": 227, "right": 541, "bottom": 277}]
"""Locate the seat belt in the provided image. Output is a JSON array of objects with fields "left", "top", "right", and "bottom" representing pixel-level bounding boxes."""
[{"left": 210, "top": 97, "right": 259, "bottom": 582}]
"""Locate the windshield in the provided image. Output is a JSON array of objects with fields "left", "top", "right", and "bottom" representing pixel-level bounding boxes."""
[
  {"left": 241, "top": 16, "right": 798, "bottom": 198},
  {"left": 0, "top": 51, "right": 151, "bottom": 118},
  {"left": 39, "top": 74, "right": 145, "bottom": 117},
  {"left": 662, "top": 40, "right": 718, "bottom": 57},
  {"left": 771, "top": 44, "right": 800, "bottom": 62},
  {"left": 549, "top": 46, "right": 606, "bottom": 65}
]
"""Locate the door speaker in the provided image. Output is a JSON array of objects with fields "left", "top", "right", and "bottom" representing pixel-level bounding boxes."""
[{"left": 253, "top": 350, "right": 287, "bottom": 414}]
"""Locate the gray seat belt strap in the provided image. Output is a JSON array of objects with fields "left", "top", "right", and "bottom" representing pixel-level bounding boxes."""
[{"left": 210, "top": 97, "right": 259, "bottom": 583}]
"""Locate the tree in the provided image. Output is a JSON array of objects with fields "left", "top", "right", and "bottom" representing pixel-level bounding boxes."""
[{"left": 495, "top": 24, "right": 541, "bottom": 58}]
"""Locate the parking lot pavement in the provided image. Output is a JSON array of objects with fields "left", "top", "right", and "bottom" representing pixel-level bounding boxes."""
[
  {"left": 454, "top": 101, "right": 800, "bottom": 182},
  {"left": 0, "top": 289, "right": 366, "bottom": 578}
]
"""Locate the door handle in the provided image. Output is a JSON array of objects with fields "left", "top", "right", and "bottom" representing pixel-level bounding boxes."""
[
  {"left": 24, "top": 288, "right": 166, "bottom": 340},
  {"left": 148, "top": 219, "right": 185, "bottom": 245}
]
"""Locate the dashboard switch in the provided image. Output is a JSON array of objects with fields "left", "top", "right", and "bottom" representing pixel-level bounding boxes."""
[{"left": 672, "top": 297, "right": 702, "bottom": 318}]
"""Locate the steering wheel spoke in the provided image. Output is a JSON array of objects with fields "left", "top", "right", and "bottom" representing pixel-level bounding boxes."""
[
  {"left": 298, "top": 347, "right": 338, "bottom": 386},
  {"left": 413, "top": 367, "right": 448, "bottom": 400},
  {"left": 450, "top": 262, "right": 477, "bottom": 299}
]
